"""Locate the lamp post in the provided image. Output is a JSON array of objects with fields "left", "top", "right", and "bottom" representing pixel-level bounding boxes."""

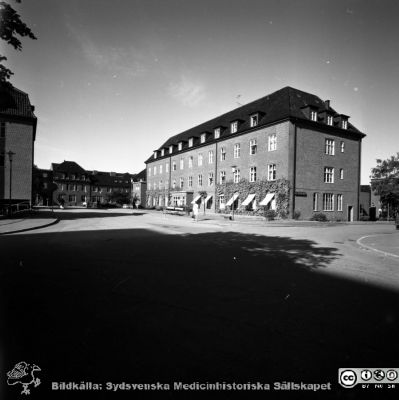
[{"left": 7, "top": 151, "right": 15, "bottom": 216}]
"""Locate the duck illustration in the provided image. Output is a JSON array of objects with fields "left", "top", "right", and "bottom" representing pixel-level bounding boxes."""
[{"left": 7, "top": 361, "right": 41, "bottom": 395}]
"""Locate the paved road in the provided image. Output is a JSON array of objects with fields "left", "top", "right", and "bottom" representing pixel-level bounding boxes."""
[{"left": 1, "top": 210, "right": 398, "bottom": 399}]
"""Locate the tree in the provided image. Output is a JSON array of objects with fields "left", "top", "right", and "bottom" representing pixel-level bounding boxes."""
[
  {"left": 0, "top": 0, "right": 36, "bottom": 83},
  {"left": 371, "top": 152, "right": 399, "bottom": 217}
]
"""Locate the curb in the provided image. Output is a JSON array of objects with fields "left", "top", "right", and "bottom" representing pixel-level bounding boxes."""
[
  {"left": 356, "top": 233, "right": 399, "bottom": 260},
  {"left": 0, "top": 218, "right": 60, "bottom": 236}
]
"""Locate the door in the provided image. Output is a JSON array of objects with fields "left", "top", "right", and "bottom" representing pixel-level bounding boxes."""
[{"left": 347, "top": 205, "right": 353, "bottom": 222}]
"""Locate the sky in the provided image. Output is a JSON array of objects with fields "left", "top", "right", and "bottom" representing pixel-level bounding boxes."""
[{"left": 2, "top": 0, "right": 399, "bottom": 183}]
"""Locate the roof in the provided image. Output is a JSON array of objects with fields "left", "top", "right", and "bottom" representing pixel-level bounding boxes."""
[
  {"left": 87, "top": 171, "right": 133, "bottom": 187},
  {"left": 0, "top": 83, "right": 37, "bottom": 119},
  {"left": 146, "top": 86, "right": 365, "bottom": 163},
  {"left": 133, "top": 168, "right": 146, "bottom": 182},
  {"left": 52, "top": 161, "right": 86, "bottom": 174}
]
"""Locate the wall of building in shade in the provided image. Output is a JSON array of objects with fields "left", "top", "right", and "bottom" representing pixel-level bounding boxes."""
[{"left": 145, "top": 86, "right": 365, "bottom": 221}]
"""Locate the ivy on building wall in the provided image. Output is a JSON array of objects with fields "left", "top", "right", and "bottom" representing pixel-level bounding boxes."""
[{"left": 216, "top": 178, "right": 290, "bottom": 217}]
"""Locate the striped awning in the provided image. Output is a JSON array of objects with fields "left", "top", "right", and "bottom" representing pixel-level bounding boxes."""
[
  {"left": 204, "top": 194, "right": 213, "bottom": 204},
  {"left": 226, "top": 193, "right": 239, "bottom": 206},
  {"left": 259, "top": 193, "right": 275, "bottom": 206},
  {"left": 191, "top": 195, "right": 201, "bottom": 204},
  {"left": 241, "top": 193, "right": 256, "bottom": 206}
]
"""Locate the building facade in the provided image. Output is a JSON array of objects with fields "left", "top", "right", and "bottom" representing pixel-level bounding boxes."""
[
  {"left": 145, "top": 87, "right": 365, "bottom": 220},
  {"left": 0, "top": 84, "right": 37, "bottom": 211}
]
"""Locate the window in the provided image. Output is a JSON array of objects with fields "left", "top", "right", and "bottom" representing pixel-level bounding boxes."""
[
  {"left": 250, "top": 114, "right": 258, "bottom": 127},
  {"left": 220, "top": 147, "right": 226, "bottom": 161},
  {"left": 198, "top": 174, "right": 203, "bottom": 186},
  {"left": 180, "top": 158, "right": 184, "bottom": 170},
  {"left": 154, "top": 151, "right": 157, "bottom": 159},
  {"left": 340, "top": 169, "right": 344, "bottom": 179},
  {"left": 233, "top": 168, "right": 240, "bottom": 183},
  {"left": 188, "top": 176, "right": 193, "bottom": 187},
  {"left": 342, "top": 120, "right": 348, "bottom": 129},
  {"left": 188, "top": 156, "right": 193, "bottom": 168},
  {"left": 324, "top": 167, "right": 334, "bottom": 183},
  {"left": 327, "top": 115, "right": 333, "bottom": 126},
  {"left": 154, "top": 166, "right": 157, "bottom": 175},
  {"left": 172, "top": 179, "right": 176, "bottom": 189},
  {"left": 268, "top": 164, "right": 276, "bottom": 181},
  {"left": 214, "top": 128, "right": 220, "bottom": 139},
  {"left": 234, "top": 143, "right": 240, "bottom": 158},
  {"left": 313, "top": 193, "right": 319, "bottom": 211},
  {"left": 219, "top": 194, "right": 225, "bottom": 206},
  {"left": 107, "top": 187, "right": 112, "bottom": 193},
  {"left": 81, "top": 195, "right": 87, "bottom": 202},
  {"left": 325, "top": 139, "right": 335, "bottom": 155},
  {"left": 231, "top": 121, "right": 238, "bottom": 133},
  {"left": 208, "top": 172, "right": 214, "bottom": 186},
  {"left": 169, "top": 145, "right": 173, "bottom": 154},
  {"left": 323, "top": 193, "right": 334, "bottom": 211},
  {"left": 148, "top": 182, "right": 151, "bottom": 190},
  {"left": 69, "top": 195, "right": 76, "bottom": 202},
  {"left": 178, "top": 142, "right": 183, "bottom": 151},
  {"left": 159, "top": 165, "right": 163, "bottom": 174},
  {"left": 172, "top": 162, "right": 176, "bottom": 171},
  {"left": 268, "top": 134, "right": 277, "bottom": 151},
  {"left": 198, "top": 153, "right": 203, "bottom": 166},
  {"left": 180, "top": 177, "right": 184, "bottom": 189},
  {"left": 220, "top": 171, "right": 226, "bottom": 184},
  {"left": 153, "top": 182, "right": 157, "bottom": 190},
  {"left": 148, "top": 167, "right": 151, "bottom": 177},
  {"left": 337, "top": 194, "right": 343, "bottom": 211},
  {"left": 201, "top": 133, "right": 206, "bottom": 143},
  {"left": 188, "top": 138, "right": 193, "bottom": 147},
  {"left": 310, "top": 110, "right": 317, "bottom": 121},
  {"left": 340, "top": 141, "right": 345, "bottom": 153},
  {"left": 249, "top": 167, "right": 257, "bottom": 182},
  {"left": 250, "top": 139, "right": 257, "bottom": 155},
  {"left": 166, "top": 163, "right": 169, "bottom": 172},
  {"left": 208, "top": 150, "right": 214, "bottom": 164},
  {"left": 0, "top": 122, "right": 5, "bottom": 138},
  {"left": 161, "top": 149, "right": 165, "bottom": 156}
]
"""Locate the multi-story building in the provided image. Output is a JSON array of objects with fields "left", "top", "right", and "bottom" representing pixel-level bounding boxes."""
[
  {"left": 35, "top": 160, "right": 137, "bottom": 207},
  {"left": 0, "top": 84, "right": 37, "bottom": 212},
  {"left": 145, "top": 86, "right": 365, "bottom": 220}
]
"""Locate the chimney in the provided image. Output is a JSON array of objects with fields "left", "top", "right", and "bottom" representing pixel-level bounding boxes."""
[
  {"left": 31, "top": 105, "right": 35, "bottom": 112},
  {"left": 325, "top": 100, "right": 330, "bottom": 109}
]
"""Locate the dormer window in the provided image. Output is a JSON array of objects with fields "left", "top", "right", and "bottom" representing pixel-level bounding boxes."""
[
  {"left": 169, "top": 145, "right": 173, "bottom": 154},
  {"left": 310, "top": 110, "right": 317, "bottom": 122},
  {"left": 231, "top": 121, "right": 238, "bottom": 133},
  {"left": 154, "top": 151, "right": 157, "bottom": 159},
  {"left": 214, "top": 128, "right": 220, "bottom": 139},
  {"left": 200, "top": 133, "right": 206, "bottom": 143},
  {"left": 178, "top": 142, "right": 183, "bottom": 151},
  {"left": 161, "top": 149, "right": 165, "bottom": 157},
  {"left": 342, "top": 119, "right": 348, "bottom": 129},
  {"left": 250, "top": 114, "right": 258, "bottom": 127},
  {"left": 188, "top": 138, "right": 194, "bottom": 147},
  {"left": 327, "top": 115, "right": 333, "bottom": 126}
]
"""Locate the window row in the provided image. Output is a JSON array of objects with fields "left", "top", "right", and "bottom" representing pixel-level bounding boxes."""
[
  {"left": 325, "top": 139, "right": 345, "bottom": 155},
  {"left": 148, "top": 164, "right": 277, "bottom": 190},
  {"left": 313, "top": 193, "right": 343, "bottom": 212},
  {"left": 310, "top": 111, "right": 348, "bottom": 129},
  {"left": 324, "top": 167, "right": 344, "bottom": 183}
]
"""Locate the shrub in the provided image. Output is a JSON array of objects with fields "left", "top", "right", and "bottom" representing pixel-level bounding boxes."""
[
  {"left": 293, "top": 210, "right": 301, "bottom": 220},
  {"left": 310, "top": 212, "right": 328, "bottom": 222},
  {"left": 264, "top": 209, "right": 277, "bottom": 220}
]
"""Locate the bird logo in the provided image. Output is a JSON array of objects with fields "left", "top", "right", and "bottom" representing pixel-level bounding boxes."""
[{"left": 6, "top": 361, "right": 41, "bottom": 395}]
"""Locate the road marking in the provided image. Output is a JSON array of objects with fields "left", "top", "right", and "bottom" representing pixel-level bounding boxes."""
[{"left": 357, "top": 234, "right": 399, "bottom": 260}]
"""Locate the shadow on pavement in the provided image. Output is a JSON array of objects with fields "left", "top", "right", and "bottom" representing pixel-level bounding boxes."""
[
  {"left": 1, "top": 228, "right": 398, "bottom": 399},
  {"left": 50, "top": 211, "right": 146, "bottom": 220}
]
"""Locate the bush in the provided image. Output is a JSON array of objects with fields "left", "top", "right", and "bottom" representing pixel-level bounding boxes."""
[
  {"left": 310, "top": 212, "right": 328, "bottom": 222},
  {"left": 264, "top": 209, "right": 277, "bottom": 220},
  {"left": 293, "top": 210, "right": 301, "bottom": 220}
]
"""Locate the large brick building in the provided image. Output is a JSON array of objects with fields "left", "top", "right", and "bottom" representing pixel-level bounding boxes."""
[
  {"left": 0, "top": 84, "right": 37, "bottom": 211},
  {"left": 145, "top": 87, "right": 365, "bottom": 220}
]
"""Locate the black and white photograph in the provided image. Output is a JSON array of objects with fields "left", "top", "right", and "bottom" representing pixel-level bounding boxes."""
[{"left": 1, "top": 0, "right": 398, "bottom": 398}]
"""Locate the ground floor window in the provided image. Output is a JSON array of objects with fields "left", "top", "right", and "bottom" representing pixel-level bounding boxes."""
[
  {"left": 337, "top": 194, "right": 343, "bottom": 211},
  {"left": 313, "top": 193, "right": 319, "bottom": 211},
  {"left": 219, "top": 194, "right": 225, "bottom": 210},
  {"left": 323, "top": 193, "right": 334, "bottom": 211}
]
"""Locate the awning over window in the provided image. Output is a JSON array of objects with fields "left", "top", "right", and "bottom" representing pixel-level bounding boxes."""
[
  {"left": 226, "top": 193, "right": 239, "bottom": 206},
  {"left": 191, "top": 194, "right": 202, "bottom": 204},
  {"left": 204, "top": 194, "right": 213, "bottom": 204},
  {"left": 259, "top": 193, "right": 275, "bottom": 206},
  {"left": 241, "top": 193, "right": 256, "bottom": 206}
]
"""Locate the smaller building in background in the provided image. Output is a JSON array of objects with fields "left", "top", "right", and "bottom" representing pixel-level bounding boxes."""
[
  {"left": 131, "top": 168, "right": 146, "bottom": 208},
  {"left": 359, "top": 185, "right": 371, "bottom": 217}
]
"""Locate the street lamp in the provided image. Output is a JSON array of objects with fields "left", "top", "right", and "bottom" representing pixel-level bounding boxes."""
[{"left": 7, "top": 150, "right": 15, "bottom": 216}]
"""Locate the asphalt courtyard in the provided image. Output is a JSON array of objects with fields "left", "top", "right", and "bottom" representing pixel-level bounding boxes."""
[{"left": 1, "top": 209, "right": 398, "bottom": 399}]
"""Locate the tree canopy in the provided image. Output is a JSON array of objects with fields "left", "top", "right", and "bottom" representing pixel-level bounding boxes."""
[
  {"left": 0, "top": 0, "right": 36, "bottom": 83},
  {"left": 371, "top": 152, "right": 399, "bottom": 212}
]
